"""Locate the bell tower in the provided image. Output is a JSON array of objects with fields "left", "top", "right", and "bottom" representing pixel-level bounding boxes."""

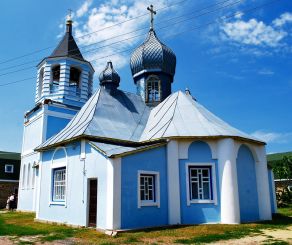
[
  {"left": 35, "top": 14, "right": 94, "bottom": 107},
  {"left": 17, "top": 14, "right": 94, "bottom": 212},
  {"left": 130, "top": 5, "right": 176, "bottom": 106}
]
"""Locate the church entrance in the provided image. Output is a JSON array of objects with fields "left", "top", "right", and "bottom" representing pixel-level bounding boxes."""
[{"left": 88, "top": 179, "right": 98, "bottom": 227}]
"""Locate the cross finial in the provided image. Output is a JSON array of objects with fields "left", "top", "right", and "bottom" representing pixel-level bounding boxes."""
[
  {"left": 147, "top": 5, "right": 156, "bottom": 30},
  {"left": 67, "top": 9, "right": 73, "bottom": 21}
]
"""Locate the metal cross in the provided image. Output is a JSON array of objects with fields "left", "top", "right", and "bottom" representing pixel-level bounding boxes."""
[
  {"left": 147, "top": 5, "right": 156, "bottom": 30},
  {"left": 68, "top": 9, "right": 73, "bottom": 20}
]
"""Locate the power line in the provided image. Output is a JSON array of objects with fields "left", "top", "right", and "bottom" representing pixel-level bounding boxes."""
[
  {"left": 0, "top": 0, "right": 243, "bottom": 76},
  {"left": 0, "top": 0, "right": 282, "bottom": 88},
  {"left": 0, "top": 0, "right": 188, "bottom": 66},
  {"left": 0, "top": 0, "right": 235, "bottom": 72}
]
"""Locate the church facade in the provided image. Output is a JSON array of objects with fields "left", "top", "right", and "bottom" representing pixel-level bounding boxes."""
[{"left": 18, "top": 9, "right": 277, "bottom": 232}]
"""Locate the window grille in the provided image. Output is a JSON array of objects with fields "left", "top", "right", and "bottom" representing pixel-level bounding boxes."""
[
  {"left": 189, "top": 167, "right": 212, "bottom": 200},
  {"left": 146, "top": 76, "right": 160, "bottom": 102},
  {"left": 53, "top": 168, "right": 66, "bottom": 201},
  {"left": 140, "top": 174, "right": 155, "bottom": 202}
]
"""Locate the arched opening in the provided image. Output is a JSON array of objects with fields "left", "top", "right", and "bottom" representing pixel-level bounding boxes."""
[
  {"left": 69, "top": 67, "right": 81, "bottom": 95},
  {"left": 38, "top": 67, "right": 44, "bottom": 98},
  {"left": 146, "top": 75, "right": 161, "bottom": 103},
  {"left": 236, "top": 145, "right": 259, "bottom": 222},
  {"left": 50, "top": 65, "right": 60, "bottom": 93}
]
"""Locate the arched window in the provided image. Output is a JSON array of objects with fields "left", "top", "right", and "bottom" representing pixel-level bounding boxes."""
[
  {"left": 38, "top": 67, "right": 44, "bottom": 98},
  {"left": 146, "top": 76, "right": 161, "bottom": 103},
  {"left": 51, "top": 65, "right": 60, "bottom": 92},
  {"left": 69, "top": 67, "right": 81, "bottom": 95}
]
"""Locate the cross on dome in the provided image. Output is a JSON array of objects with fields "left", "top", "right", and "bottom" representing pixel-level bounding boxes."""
[
  {"left": 67, "top": 9, "right": 73, "bottom": 21},
  {"left": 147, "top": 5, "right": 156, "bottom": 30}
]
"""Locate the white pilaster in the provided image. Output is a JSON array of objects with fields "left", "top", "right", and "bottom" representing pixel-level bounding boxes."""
[
  {"left": 167, "top": 140, "right": 181, "bottom": 225},
  {"left": 106, "top": 158, "right": 121, "bottom": 230},
  {"left": 217, "top": 138, "right": 240, "bottom": 224},
  {"left": 255, "top": 146, "right": 272, "bottom": 220}
]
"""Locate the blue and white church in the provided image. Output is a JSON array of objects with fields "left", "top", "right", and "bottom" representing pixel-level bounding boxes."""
[{"left": 18, "top": 8, "right": 277, "bottom": 232}]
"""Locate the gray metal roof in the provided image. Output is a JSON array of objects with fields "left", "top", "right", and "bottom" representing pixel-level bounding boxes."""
[
  {"left": 140, "top": 91, "right": 262, "bottom": 142},
  {"left": 130, "top": 29, "right": 176, "bottom": 76},
  {"left": 36, "top": 88, "right": 150, "bottom": 150},
  {"left": 37, "top": 89, "right": 263, "bottom": 152}
]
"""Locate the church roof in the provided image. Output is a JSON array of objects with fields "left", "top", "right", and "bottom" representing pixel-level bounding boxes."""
[
  {"left": 49, "top": 31, "right": 85, "bottom": 61},
  {"left": 36, "top": 89, "right": 264, "bottom": 152},
  {"left": 130, "top": 29, "right": 176, "bottom": 76},
  {"left": 36, "top": 88, "right": 151, "bottom": 151},
  {"left": 140, "top": 91, "right": 262, "bottom": 143}
]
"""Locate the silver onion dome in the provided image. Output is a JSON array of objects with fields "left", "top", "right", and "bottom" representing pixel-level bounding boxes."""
[
  {"left": 99, "top": 61, "right": 120, "bottom": 87},
  {"left": 130, "top": 29, "right": 176, "bottom": 77}
]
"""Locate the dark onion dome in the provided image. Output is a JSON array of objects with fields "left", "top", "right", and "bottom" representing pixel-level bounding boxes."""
[
  {"left": 130, "top": 29, "right": 176, "bottom": 77},
  {"left": 99, "top": 61, "right": 120, "bottom": 88}
]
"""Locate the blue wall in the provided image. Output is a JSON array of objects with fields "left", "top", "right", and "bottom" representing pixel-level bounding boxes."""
[
  {"left": 236, "top": 145, "right": 259, "bottom": 222},
  {"left": 179, "top": 141, "right": 221, "bottom": 224},
  {"left": 268, "top": 169, "right": 276, "bottom": 213},
  {"left": 121, "top": 146, "right": 168, "bottom": 229},
  {"left": 46, "top": 116, "right": 71, "bottom": 139}
]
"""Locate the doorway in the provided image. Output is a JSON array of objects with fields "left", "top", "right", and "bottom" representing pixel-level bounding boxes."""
[{"left": 88, "top": 179, "right": 97, "bottom": 227}]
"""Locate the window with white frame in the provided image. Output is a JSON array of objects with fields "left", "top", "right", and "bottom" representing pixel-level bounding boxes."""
[
  {"left": 5, "top": 164, "right": 14, "bottom": 173},
  {"left": 189, "top": 166, "right": 212, "bottom": 200},
  {"left": 186, "top": 163, "right": 217, "bottom": 205},
  {"left": 52, "top": 168, "right": 66, "bottom": 202},
  {"left": 138, "top": 171, "right": 160, "bottom": 207}
]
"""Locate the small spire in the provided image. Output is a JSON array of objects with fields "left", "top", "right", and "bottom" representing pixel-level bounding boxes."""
[
  {"left": 66, "top": 9, "right": 73, "bottom": 34},
  {"left": 147, "top": 5, "right": 156, "bottom": 30}
]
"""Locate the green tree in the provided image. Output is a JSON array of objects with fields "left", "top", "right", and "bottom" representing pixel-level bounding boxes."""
[{"left": 273, "top": 156, "right": 292, "bottom": 207}]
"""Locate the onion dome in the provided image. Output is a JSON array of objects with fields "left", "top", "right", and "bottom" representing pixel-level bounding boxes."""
[
  {"left": 99, "top": 61, "right": 120, "bottom": 88},
  {"left": 130, "top": 29, "right": 176, "bottom": 77}
]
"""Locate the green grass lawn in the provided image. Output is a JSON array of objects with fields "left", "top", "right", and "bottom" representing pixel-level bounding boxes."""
[{"left": 0, "top": 207, "right": 291, "bottom": 244}]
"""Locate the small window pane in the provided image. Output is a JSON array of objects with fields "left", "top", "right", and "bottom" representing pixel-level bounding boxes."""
[
  {"left": 140, "top": 174, "right": 156, "bottom": 202},
  {"left": 189, "top": 166, "right": 212, "bottom": 201}
]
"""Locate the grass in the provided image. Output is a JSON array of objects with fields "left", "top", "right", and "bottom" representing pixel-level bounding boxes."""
[{"left": 0, "top": 208, "right": 291, "bottom": 244}]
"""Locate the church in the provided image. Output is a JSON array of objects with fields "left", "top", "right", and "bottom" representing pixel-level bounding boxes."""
[{"left": 17, "top": 7, "right": 277, "bottom": 232}]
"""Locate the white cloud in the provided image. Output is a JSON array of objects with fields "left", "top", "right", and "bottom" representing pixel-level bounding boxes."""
[
  {"left": 66, "top": 0, "right": 175, "bottom": 73},
  {"left": 76, "top": 0, "right": 93, "bottom": 18},
  {"left": 272, "top": 12, "right": 292, "bottom": 27},
  {"left": 221, "top": 18, "right": 287, "bottom": 47},
  {"left": 251, "top": 130, "right": 292, "bottom": 143},
  {"left": 258, "top": 68, "right": 274, "bottom": 75}
]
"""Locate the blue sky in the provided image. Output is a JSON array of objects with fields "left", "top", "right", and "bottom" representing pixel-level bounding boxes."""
[{"left": 0, "top": 0, "right": 291, "bottom": 153}]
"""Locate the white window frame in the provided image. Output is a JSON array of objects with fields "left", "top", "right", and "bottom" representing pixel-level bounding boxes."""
[
  {"left": 5, "top": 164, "right": 14, "bottom": 173},
  {"left": 185, "top": 162, "right": 217, "bottom": 206},
  {"left": 52, "top": 167, "right": 66, "bottom": 202},
  {"left": 50, "top": 147, "right": 68, "bottom": 206},
  {"left": 137, "top": 170, "right": 160, "bottom": 208}
]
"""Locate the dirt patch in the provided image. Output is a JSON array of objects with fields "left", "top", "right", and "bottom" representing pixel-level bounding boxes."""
[
  {"left": 212, "top": 225, "right": 292, "bottom": 244},
  {"left": 0, "top": 236, "right": 14, "bottom": 245}
]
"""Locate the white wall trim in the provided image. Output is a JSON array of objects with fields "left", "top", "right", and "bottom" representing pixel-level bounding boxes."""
[
  {"left": 80, "top": 140, "right": 86, "bottom": 160},
  {"left": 106, "top": 158, "right": 121, "bottom": 230},
  {"left": 218, "top": 138, "right": 240, "bottom": 224},
  {"left": 137, "top": 170, "right": 160, "bottom": 209},
  {"left": 167, "top": 140, "right": 181, "bottom": 225},
  {"left": 185, "top": 162, "right": 218, "bottom": 206}
]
